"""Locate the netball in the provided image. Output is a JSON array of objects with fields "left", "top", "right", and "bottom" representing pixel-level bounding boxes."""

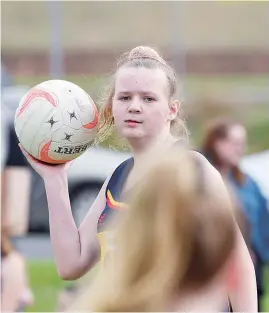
[{"left": 14, "top": 80, "right": 99, "bottom": 164}]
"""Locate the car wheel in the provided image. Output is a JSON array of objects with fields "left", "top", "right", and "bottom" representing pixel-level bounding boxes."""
[{"left": 70, "top": 184, "right": 102, "bottom": 227}]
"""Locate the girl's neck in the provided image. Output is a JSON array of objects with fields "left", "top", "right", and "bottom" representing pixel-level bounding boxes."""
[{"left": 131, "top": 132, "right": 177, "bottom": 173}]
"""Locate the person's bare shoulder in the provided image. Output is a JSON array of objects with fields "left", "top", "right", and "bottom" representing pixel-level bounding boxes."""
[
  {"left": 190, "top": 150, "right": 231, "bottom": 202},
  {"left": 190, "top": 150, "right": 221, "bottom": 179}
]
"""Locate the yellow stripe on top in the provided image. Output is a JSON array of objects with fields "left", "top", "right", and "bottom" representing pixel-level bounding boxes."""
[
  {"left": 97, "top": 191, "right": 128, "bottom": 268},
  {"left": 97, "top": 230, "right": 117, "bottom": 268},
  {"left": 97, "top": 231, "right": 110, "bottom": 265},
  {"left": 106, "top": 190, "right": 128, "bottom": 210}
]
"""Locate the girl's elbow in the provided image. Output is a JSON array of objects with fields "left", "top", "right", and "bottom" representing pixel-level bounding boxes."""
[{"left": 57, "top": 266, "right": 84, "bottom": 281}]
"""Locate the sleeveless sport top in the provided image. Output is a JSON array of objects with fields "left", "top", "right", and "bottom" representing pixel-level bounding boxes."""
[
  {"left": 97, "top": 157, "right": 134, "bottom": 265},
  {"left": 97, "top": 140, "right": 188, "bottom": 266}
]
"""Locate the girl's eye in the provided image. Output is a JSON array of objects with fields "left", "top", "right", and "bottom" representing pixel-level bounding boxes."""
[
  {"left": 119, "top": 96, "right": 131, "bottom": 101},
  {"left": 144, "top": 97, "right": 155, "bottom": 102}
]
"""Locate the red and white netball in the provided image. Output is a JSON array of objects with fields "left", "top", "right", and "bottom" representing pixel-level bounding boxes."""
[{"left": 14, "top": 80, "right": 99, "bottom": 164}]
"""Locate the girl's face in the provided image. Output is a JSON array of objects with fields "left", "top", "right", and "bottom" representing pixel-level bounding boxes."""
[{"left": 112, "top": 67, "right": 176, "bottom": 146}]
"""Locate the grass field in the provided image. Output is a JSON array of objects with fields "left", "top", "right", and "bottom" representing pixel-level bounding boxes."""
[
  {"left": 25, "top": 261, "right": 98, "bottom": 312},
  {"left": 25, "top": 261, "right": 67, "bottom": 312},
  {"left": 25, "top": 260, "right": 269, "bottom": 312}
]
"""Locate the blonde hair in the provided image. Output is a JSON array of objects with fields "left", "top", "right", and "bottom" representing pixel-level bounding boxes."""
[
  {"left": 72, "top": 147, "right": 236, "bottom": 312},
  {"left": 96, "top": 46, "right": 188, "bottom": 144}
]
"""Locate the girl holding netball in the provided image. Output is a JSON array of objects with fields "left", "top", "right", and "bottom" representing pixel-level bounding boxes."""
[{"left": 20, "top": 46, "right": 257, "bottom": 311}]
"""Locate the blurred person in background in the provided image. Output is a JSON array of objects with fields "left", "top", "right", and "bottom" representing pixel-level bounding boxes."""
[
  {"left": 1, "top": 64, "right": 31, "bottom": 236},
  {"left": 70, "top": 148, "right": 241, "bottom": 311},
  {"left": 20, "top": 46, "right": 257, "bottom": 311},
  {"left": 1, "top": 227, "right": 34, "bottom": 312},
  {"left": 201, "top": 117, "right": 269, "bottom": 311}
]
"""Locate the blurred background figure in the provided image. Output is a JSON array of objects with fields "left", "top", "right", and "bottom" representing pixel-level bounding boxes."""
[
  {"left": 1, "top": 62, "right": 33, "bottom": 311},
  {"left": 1, "top": 227, "right": 34, "bottom": 312},
  {"left": 201, "top": 118, "right": 269, "bottom": 312},
  {"left": 1, "top": 63, "right": 32, "bottom": 236}
]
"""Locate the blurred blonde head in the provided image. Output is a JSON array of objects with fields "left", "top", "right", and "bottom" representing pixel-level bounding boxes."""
[{"left": 73, "top": 147, "right": 237, "bottom": 312}]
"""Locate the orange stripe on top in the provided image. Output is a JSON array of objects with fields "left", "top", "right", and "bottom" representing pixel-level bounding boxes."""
[
  {"left": 106, "top": 190, "right": 127, "bottom": 210},
  {"left": 17, "top": 88, "right": 57, "bottom": 118},
  {"left": 39, "top": 140, "right": 66, "bottom": 164},
  {"left": 82, "top": 102, "right": 99, "bottom": 129}
]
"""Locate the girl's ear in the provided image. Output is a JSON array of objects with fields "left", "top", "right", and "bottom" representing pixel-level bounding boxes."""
[{"left": 168, "top": 100, "right": 180, "bottom": 120}]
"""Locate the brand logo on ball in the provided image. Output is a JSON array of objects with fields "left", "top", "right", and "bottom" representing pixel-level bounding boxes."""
[{"left": 54, "top": 141, "right": 94, "bottom": 155}]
